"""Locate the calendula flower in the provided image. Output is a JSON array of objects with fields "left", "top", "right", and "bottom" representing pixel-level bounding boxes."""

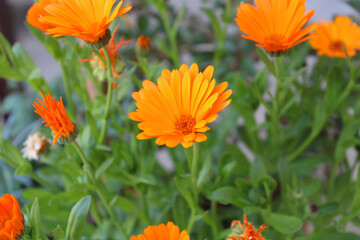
[
  {"left": 80, "top": 25, "right": 132, "bottom": 79},
  {"left": 310, "top": 16, "right": 360, "bottom": 58},
  {"left": 0, "top": 194, "right": 24, "bottom": 240},
  {"left": 34, "top": 92, "right": 78, "bottom": 146},
  {"left": 228, "top": 214, "right": 267, "bottom": 240},
  {"left": 130, "top": 222, "right": 189, "bottom": 240},
  {"left": 136, "top": 35, "right": 152, "bottom": 56},
  {"left": 21, "top": 132, "right": 51, "bottom": 161},
  {"left": 26, "top": 0, "right": 132, "bottom": 49},
  {"left": 26, "top": 0, "right": 60, "bottom": 32},
  {"left": 129, "top": 63, "right": 232, "bottom": 148},
  {"left": 235, "top": 0, "right": 316, "bottom": 55}
]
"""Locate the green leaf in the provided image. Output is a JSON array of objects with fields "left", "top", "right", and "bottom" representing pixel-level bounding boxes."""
[
  {"left": 110, "top": 196, "right": 136, "bottom": 212},
  {"left": 250, "top": 156, "right": 266, "bottom": 184},
  {"left": 95, "top": 157, "right": 114, "bottom": 179},
  {"left": 30, "top": 197, "right": 48, "bottom": 240},
  {"left": 262, "top": 212, "right": 302, "bottom": 234},
  {"left": 51, "top": 225, "right": 65, "bottom": 240},
  {"left": 196, "top": 154, "right": 212, "bottom": 189},
  {"left": 256, "top": 47, "right": 276, "bottom": 76},
  {"left": 202, "top": 8, "right": 223, "bottom": 42},
  {"left": 65, "top": 195, "right": 91, "bottom": 240},
  {"left": 85, "top": 110, "right": 99, "bottom": 140},
  {"left": 209, "top": 186, "right": 237, "bottom": 205},
  {"left": 347, "top": 0, "right": 360, "bottom": 12},
  {"left": 171, "top": 4, "right": 186, "bottom": 39},
  {"left": 318, "top": 202, "right": 339, "bottom": 215},
  {"left": 175, "top": 177, "right": 194, "bottom": 209},
  {"left": 15, "top": 164, "right": 32, "bottom": 175}
]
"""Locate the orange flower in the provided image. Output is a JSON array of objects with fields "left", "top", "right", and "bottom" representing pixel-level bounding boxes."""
[
  {"left": 0, "top": 194, "right": 24, "bottom": 240},
  {"left": 26, "top": 0, "right": 60, "bottom": 32},
  {"left": 27, "top": 0, "right": 132, "bottom": 48},
  {"left": 33, "top": 92, "right": 77, "bottom": 146},
  {"left": 129, "top": 63, "right": 232, "bottom": 148},
  {"left": 130, "top": 222, "right": 190, "bottom": 240},
  {"left": 228, "top": 214, "right": 267, "bottom": 240},
  {"left": 80, "top": 25, "right": 132, "bottom": 78},
  {"left": 235, "top": 0, "right": 316, "bottom": 55},
  {"left": 310, "top": 16, "right": 360, "bottom": 58},
  {"left": 137, "top": 35, "right": 152, "bottom": 51}
]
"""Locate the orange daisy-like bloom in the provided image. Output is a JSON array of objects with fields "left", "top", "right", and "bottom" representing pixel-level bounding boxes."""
[
  {"left": 26, "top": 0, "right": 60, "bottom": 32},
  {"left": 26, "top": 0, "right": 131, "bottom": 48},
  {"left": 0, "top": 194, "right": 24, "bottom": 240},
  {"left": 235, "top": 0, "right": 316, "bottom": 55},
  {"left": 34, "top": 92, "right": 77, "bottom": 146},
  {"left": 228, "top": 214, "right": 267, "bottom": 240},
  {"left": 136, "top": 35, "right": 152, "bottom": 57},
  {"left": 129, "top": 63, "right": 232, "bottom": 148},
  {"left": 80, "top": 25, "right": 132, "bottom": 78},
  {"left": 310, "top": 16, "right": 360, "bottom": 58},
  {"left": 130, "top": 222, "right": 190, "bottom": 240}
]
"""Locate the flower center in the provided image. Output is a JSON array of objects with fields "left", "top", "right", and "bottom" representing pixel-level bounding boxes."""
[
  {"left": 330, "top": 41, "right": 343, "bottom": 52},
  {"left": 175, "top": 115, "right": 195, "bottom": 135}
]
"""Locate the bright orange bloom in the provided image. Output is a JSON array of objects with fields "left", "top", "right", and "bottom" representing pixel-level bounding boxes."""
[
  {"left": 26, "top": 0, "right": 60, "bottom": 32},
  {"left": 34, "top": 92, "right": 77, "bottom": 146},
  {"left": 129, "top": 63, "right": 232, "bottom": 148},
  {"left": 130, "top": 222, "right": 190, "bottom": 240},
  {"left": 228, "top": 214, "right": 267, "bottom": 240},
  {"left": 27, "top": 0, "right": 131, "bottom": 47},
  {"left": 137, "top": 35, "right": 152, "bottom": 51},
  {"left": 235, "top": 0, "right": 316, "bottom": 55},
  {"left": 0, "top": 194, "right": 24, "bottom": 240},
  {"left": 80, "top": 25, "right": 132, "bottom": 78},
  {"left": 310, "top": 16, "right": 360, "bottom": 58}
]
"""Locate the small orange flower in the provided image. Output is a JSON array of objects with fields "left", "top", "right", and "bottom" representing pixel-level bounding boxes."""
[
  {"left": 235, "top": 0, "right": 316, "bottom": 55},
  {"left": 137, "top": 35, "right": 152, "bottom": 51},
  {"left": 0, "top": 194, "right": 24, "bottom": 240},
  {"left": 26, "top": 0, "right": 60, "bottom": 32},
  {"left": 26, "top": 0, "right": 131, "bottom": 48},
  {"left": 228, "top": 214, "right": 267, "bottom": 240},
  {"left": 33, "top": 92, "right": 77, "bottom": 146},
  {"left": 80, "top": 25, "right": 132, "bottom": 78},
  {"left": 310, "top": 16, "right": 360, "bottom": 58},
  {"left": 130, "top": 222, "right": 190, "bottom": 240},
  {"left": 129, "top": 63, "right": 232, "bottom": 148}
]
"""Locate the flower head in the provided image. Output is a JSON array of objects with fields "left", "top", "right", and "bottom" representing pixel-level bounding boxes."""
[
  {"left": 21, "top": 132, "right": 51, "bottom": 161},
  {"left": 0, "top": 194, "right": 24, "bottom": 240},
  {"left": 136, "top": 35, "right": 152, "bottom": 56},
  {"left": 33, "top": 92, "right": 78, "bottom": 146},
  {"left": 26, "top": 0, "right": 60, "bottom": 32},
  {"left": 310, "top": 16, "right": 360, "bottom": 58},
  {"left": 26, "top": 0, "right": 131, "bottom": 48},
  {"left": 80, "top": 25, "right": 132, "bottom": 79},
  {"left": 235, "top": 0, "right": 316, "bottom": 55},
  {"left": 129, "top": 63, "right": 232, "bottom": 148},
  {"left": 228, "top": 214, "right": 267, "bottom": 240},
  {"left": 130, "top": 222, "right": 189, "bottom": 240}
]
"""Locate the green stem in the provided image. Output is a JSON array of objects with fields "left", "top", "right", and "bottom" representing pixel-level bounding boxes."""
[
  {"left": 60, "top": 60, "right": 75, "bottom": 119},
  {"left": 98, "top": 47, "right": 114, "bottom": 144},
  {"left": 286, "top": 59, "right": 356, "bottom": 162},
  {"left": 72, "top": 142, "right": 128, "bottom": 238},
  {"left": 270, "top": 57, "right": 282, "bottom": 153},
  {"left": 28, "top": 172, "right": 60, "bottom": 193},
  {"left": 186, "top": 143, "right": 199, "bottom": 233}
]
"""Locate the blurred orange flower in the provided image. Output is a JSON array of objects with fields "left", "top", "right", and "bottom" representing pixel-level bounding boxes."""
[
  {"left": 80, "top": 25, "right": 132, "bottom": 78},
  {"left": 228, "top": 214, "right": 267, "bottom": 240},
  {"left": 235, "top": 0, "right": 316, "bottom": 55},
  {"left": 26, "top": 0, "right": 60, "bottom": 32},
  {"left": 137, "top": 35, "right": 152, "bottom": 51},
  {"left": 0, "top": 194, "right": 24, "bottom": 240},
  {"left": 26, "top": 0, "right": 131, "bottom": 48},
  {"left": 310, "top": 16, "right": 360, "bottom": 58},
  {"left": 129, "top": 63, "right": 232, "bottom": 148},
  {"left": 34, "top": 92, "right": 77, "bottom": 146},
  {"left": 130, "top": 222, "right": 189, "bottom": 240}
]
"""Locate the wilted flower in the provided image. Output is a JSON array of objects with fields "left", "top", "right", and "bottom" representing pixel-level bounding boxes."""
[
  {"left": 130, "top": 222, "right": 189, "bottom": 240},
  {"left": 228, "top": 214, "right": 267, "bottom": 240},
  {"left": 0, "top": 194, "right": 24, "bottom": 240},
  {"left": 129, "top": 63, "right": 232, "bottom": 148},
  {"left": 235, "top": 0, "right": 316, "bottom": 55},
  {"left": 26, "top": 0, "right": 131, "bottom": 49},
  {"left": 80, "top": 25, "right": 132, "bottom": 80},
  {"left": 21, "top": 132, "right": 51, "bottom": 161},
  {"left": 33, "top": 92, "right": 78, "bottom": 146},
  {"left": 310, "top": 16, "right": 360, "bottom": 58}
]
